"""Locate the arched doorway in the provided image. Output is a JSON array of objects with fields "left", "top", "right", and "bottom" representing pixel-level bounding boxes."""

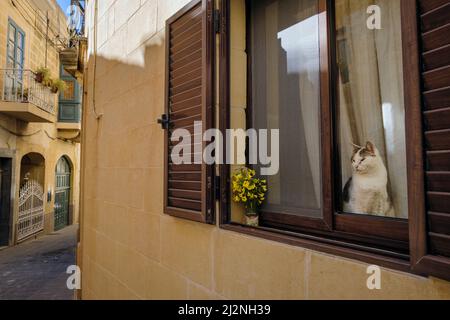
[
  {"left": 18, "top": 153, "right": 45, "bottom": 242},
  {"left": 54, "top": 156, "right": 71, "bottom": 231}
]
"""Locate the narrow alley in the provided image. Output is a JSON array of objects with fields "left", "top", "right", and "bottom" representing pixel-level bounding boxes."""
[{"left": 0, "top": 225, "right": 78, "bottom": 300}]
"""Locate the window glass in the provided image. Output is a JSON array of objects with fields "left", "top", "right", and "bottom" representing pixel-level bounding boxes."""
[
  {"left": 8, "top": 25, "right": 15, "bottom": 42},
  {"left": 335, "top": 0, "right": 408, "bottom": 219},
  {"left": 7, "top": 40, "right": 14, "bottom": 59},
  {"left": 6, "top": 57, "right": 14, "bottom": 69},
  {"left": 250, "top": 0, "right": 322, "bottom": 217},
  {"left": 7, "top": 21, "right": 24, "bottom": 68},
  {"left": 62, "top": 81, "right": 75, "bottom": 100},
  {"left": 17, "top": 32, "right": 24, "bottom": 50},
  {"left": 16, "top": 48, "right": 23, "bottom": 67}
]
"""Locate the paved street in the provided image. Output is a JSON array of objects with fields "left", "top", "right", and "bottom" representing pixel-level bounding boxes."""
[{"left": 0, "top": 225, "right": 78, "bottom": 300}]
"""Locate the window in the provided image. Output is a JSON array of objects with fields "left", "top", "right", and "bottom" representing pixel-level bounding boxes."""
[
  {"left": 250, "top": 0, "right": 323, "bottom": 220},
  {"left": 6, "top": 19, "right": 25, "bottom": 71},
  {"left": 164, "top": 0, "right": 450, "bottom": 280},
  {"left": 58, "top": 65, "right": 81, "bottom": 123},
  {"left": 62, "top": 81, "right": 76, "bottom": 101},
  {"left": 335, "top": 0, "right": 408, "bottom": 219},
  {"left": 5, "top": 19, "right": 25, "bottom": 96},
  {"left": 218, "top": 0, "right": 450, "bottom": 280}
]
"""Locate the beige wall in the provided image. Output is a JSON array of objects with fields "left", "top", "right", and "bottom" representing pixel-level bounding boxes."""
[
  {"left": 0, "top": 0, "right": 81, "bottom": 242},
  {"left": 80, "top": 0, "right": 450, "bottom": 300}
]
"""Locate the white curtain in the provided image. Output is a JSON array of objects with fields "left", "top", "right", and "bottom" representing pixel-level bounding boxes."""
[
  {"left": 336, "top": 0, "right": 408, "bottom": 218},
  {"left": 252, "top": 0, "right": 322, "bottom": 216}
]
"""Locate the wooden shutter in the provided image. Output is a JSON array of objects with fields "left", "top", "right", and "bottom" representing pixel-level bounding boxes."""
[
  {"left": 408, "top": 0, "right": 450, "bottom": 281},
  {"left": 163, "top": 0, "right": 215, "bottom": 223}
]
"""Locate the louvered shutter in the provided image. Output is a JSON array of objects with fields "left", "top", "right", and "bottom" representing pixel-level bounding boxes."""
[
  {"left": 409, "top": 0, "right": 450, "bottom": 280},
  {"left": 162, "top": 0, "right": 215, "bottom": 223}
]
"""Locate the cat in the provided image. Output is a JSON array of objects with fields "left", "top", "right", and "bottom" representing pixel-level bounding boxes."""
[{"left": 343, "top": 141, "right": 394, "bottom": 217}]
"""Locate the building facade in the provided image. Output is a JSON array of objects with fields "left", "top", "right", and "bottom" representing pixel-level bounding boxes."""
[
  {"left": 79, "top": 0, "right": 450, "bottom": 299},
  {"left": 0, "top": 0, "right": 83, "bottom": 247}
]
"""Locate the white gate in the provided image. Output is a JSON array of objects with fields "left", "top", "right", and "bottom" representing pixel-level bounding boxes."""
[{"left": 17, "top": 180, "right": 44, "bottom": 242}]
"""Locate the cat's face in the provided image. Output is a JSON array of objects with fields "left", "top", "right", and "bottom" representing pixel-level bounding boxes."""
[{"left": 351, "top": 142, "right": 379, "bottom": 174}]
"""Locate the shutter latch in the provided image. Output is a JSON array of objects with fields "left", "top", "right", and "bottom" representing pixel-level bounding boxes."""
[
  {"left": 157, "top": 114, "right": 170, "bottom": 130},
  {"left": 214, "top": 9, "right": 221, "bottom": 34}
]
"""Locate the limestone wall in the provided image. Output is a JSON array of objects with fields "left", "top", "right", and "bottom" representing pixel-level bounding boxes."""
[{"left": 79, "top": 0, "right": 450, "bottom": 300}]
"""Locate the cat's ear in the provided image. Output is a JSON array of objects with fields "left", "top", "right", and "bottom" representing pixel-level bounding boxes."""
[
  {"left": 351, "top": 143, "right": 361, "bottom": 154},
  {"left": 365, "top": 141, "right": 376, "bottom": 154}
]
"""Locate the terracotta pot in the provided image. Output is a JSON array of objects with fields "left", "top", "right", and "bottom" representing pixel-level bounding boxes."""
[
  {"left": 35, "top": 73, "right": 44, "bottom": 83},
  {"left": 244, "top": 213, "right": 259, "bottom": 227}
]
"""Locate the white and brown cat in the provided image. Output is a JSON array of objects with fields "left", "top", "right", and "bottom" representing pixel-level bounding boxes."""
[{"left": 343, "top": 141, "right": 394, "bottom": 217}]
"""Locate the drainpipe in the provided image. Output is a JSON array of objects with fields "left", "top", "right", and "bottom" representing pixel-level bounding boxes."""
[
  {"left": 45, "top": 11, "right": 49, "bottom": 68},
  {"left": 92, "top": 0, "right": 102, "bottom": 119}
]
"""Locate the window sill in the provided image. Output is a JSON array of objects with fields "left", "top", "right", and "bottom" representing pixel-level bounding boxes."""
[{"left": 219, "top": 223, "right": 420, "bottom": 276}]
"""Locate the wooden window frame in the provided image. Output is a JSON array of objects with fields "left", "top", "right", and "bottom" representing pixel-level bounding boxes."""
[
  {"left": 59, "top": 65, "right": 82, "bottom": 123},
  {"left": 405, "top": 0, "right": 450, "bottom": 281},
  {"left": 218, "top": 0, "right": 439, "bottom": 275},
  {"left": 6, "top": 18, "right": 25, "bottom": 70}
]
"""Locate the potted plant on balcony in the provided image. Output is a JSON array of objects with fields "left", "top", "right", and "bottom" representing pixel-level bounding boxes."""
[
  {"left": 232, "top": 167, "right": 267, "bottom": 227},
  {"left": 50, "top": 79, "right": 67, "bottom": 94},
  {"left": 22, "top": 88, "right": 29, "bottom": 102},
  {"left": 35, "top": 67, "right": 50, "bottom": 84}
]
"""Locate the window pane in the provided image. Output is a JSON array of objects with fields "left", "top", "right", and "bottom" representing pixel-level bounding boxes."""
[
  {"left": 335, "top": 0, "right": 408, "bottom": 219},
  {"left": 8, "top": 25, "right": 15, "bottom": 42},
  {"left": 7, "top": 41, "right": 14, "bottom": 59},
  {"left": 62, "top": 81, "right": 75, "bottom": 100},
  {"left": 6, "top": 57, "right": 14, "bottom": 68},
  {"left": 16, "top": 48, "right": 23, "bottom": 66},
  {"left": 250, "top": 0, "right": 322, "bottom": 217},
  {"left": 17, "top": 32, "right": 24, "bottom": 49}
]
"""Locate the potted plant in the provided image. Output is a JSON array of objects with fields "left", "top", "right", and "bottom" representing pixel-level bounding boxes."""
[
  {"left": 35, "top": 67, "right": 50, "bottom": 84},
  {"left": 232, "top": 167, "right": 267, "bottom": 227},
  {"left": 22, "top": 88, "right": 29, "bottom": 102},
  {"left": 50, "top": 78, "right": 67, "bottom": 94}
]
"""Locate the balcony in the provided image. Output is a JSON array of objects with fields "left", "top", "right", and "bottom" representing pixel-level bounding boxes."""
[
  {"left": 56, "top": 122, "right": 81, "bottom": 143},
  {"left": 56, "top": 104, "right": 82, "bottom": 143},
  {"left": 0, "top": 69, "right": 57, "bottom": 123},
  {"left": 60, "top": 37, "right": 87, "bottom": 81}
]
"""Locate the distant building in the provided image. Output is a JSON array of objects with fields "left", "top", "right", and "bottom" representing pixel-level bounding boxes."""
[{"left": 0, "top": 0, "right": 86, "bottom": 246}]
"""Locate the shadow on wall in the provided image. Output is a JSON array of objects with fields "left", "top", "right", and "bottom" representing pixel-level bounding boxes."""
[
  {"left": 87, "top": 31, "right": 166, "bottom": 134},
  {"left": 82, "top": 32, "right": 167, "bottom": 207}
]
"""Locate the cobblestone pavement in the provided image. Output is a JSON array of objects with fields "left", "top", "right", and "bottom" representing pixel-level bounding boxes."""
[{"left": 0, "top": 225, "right": 78, "bottom": 300}]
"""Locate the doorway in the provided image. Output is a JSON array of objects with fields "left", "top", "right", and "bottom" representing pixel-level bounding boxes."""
[
  {"left": 54, "top": 157, "right": 71, "bottom": 231},
  {"left": 0, "top": 158, "right": 12, "bottom": 246}
]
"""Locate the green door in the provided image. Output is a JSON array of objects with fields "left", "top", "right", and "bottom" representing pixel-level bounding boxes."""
[{"left": 54, "top": 157, "right": 71, "bottom": 231}]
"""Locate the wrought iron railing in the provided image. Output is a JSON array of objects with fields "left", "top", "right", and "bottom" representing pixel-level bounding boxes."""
[{"left": 1, "top": 68, "right": 56, "bottom": 115}]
